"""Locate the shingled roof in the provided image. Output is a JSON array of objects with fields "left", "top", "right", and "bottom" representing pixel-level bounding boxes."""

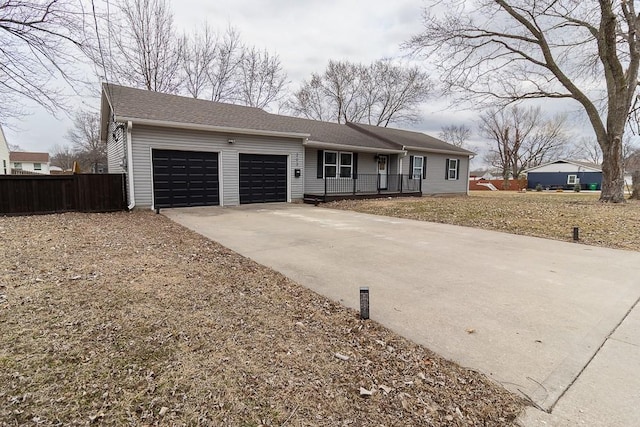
[
  {"left": 100, "top": 83, "right": 471, "bottom": 155},
  {"left": 9, "top": 152, "right": 49, "bottom": 163}
]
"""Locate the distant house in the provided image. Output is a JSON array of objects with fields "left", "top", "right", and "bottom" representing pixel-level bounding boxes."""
[
  {"left": 9, "top": 152, "right": 51, "bottom": 175},
  {"left": 524, "top": 160, "right": 602, "bottom": 190},
  {"left": 0, "top": 126, "right": 9, "bottom": 175}
]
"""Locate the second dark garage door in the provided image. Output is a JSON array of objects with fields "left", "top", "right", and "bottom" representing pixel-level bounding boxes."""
[{"left": 239, "top": 154, "right": 287, "bottom": 204}]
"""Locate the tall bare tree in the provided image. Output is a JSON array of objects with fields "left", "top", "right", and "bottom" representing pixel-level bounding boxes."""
[
  {"left": 208, "top": 26, "right": 243, "bottom": 103},
  {"left": 237, "top": 47, "right": 287, "bottom": 109},
  {"left": 573, "top": 137, "right": 603, "bottom": 165},
  {"left": 0, "top": 0, "right": 88, "bottom": 123},
  {"left": 439, "top": 124, "right": 471, "bottom": 148},
  {"left": 94, "top": 0, "right": 183, "bottom": 93},
  {"left": 627, "top": 149, "right": 640, "bottom": 199},
  {"left": 181, "top": 25, "right": 217, "bottom": 98},
  {"left": 287, "top": 59, "right": 432, "bottom": 126},
  {"left": 479, "top": 105, "right": 570, "bottom": 186},
  {"left": 65, "top": 109, "right": 105, "bottom": 173},
  {"left": 50, "top": 143, "right": 76, "bottom": 171},
  {"left": 406, "top": 0, "right": 640, "bottom": 202}
]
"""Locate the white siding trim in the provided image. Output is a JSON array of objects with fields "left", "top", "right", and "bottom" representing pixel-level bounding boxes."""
[
  {"left": 287, "top": 155, "right": 292, "bottom": 203},
  {"left": 126, "top": 121, "right": 135, "bottom": 209}
]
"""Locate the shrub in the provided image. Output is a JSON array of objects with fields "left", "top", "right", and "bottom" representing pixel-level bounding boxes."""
[{"left": 535, "top": 183, "right": 543, "bottom": 192}]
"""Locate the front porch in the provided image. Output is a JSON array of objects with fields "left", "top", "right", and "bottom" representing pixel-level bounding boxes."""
[{"left": 303, "top": 173, "right": 422, "bottom": 203}]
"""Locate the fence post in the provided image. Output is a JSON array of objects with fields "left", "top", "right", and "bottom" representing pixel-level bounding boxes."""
[
  {"left": 352, "top": 176, "right": 356, "bottom": 195},
  {"left": 377, "top": 174, "right": 381, "bottom": 194},
  {"left": 420, "top": 174, "right": 423, "bottom": 193},
  {"left": 324, "top": 176, "right": 327, "bottom": 198}
]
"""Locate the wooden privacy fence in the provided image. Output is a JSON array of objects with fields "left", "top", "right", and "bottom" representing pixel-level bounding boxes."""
[{"left": 0, "top": 174, "right": 127, "bottom": 215}]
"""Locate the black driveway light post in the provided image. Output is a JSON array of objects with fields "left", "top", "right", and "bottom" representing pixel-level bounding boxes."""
[{"left": 360, "top": 287, "right": 370, "bottom": 320}]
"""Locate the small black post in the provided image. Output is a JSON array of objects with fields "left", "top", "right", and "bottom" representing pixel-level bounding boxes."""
[
  {"left": 360, "top": 287, "right": 370, "bottom": 320},
  {"left": 400, "top": 173, "right": 403, "bottom": 194},
  {"left": 573, "top": 226, "right": 579, "bottom": 242},
  {"left": 155, "top": 208, "right": 160, "bottom": 214}
]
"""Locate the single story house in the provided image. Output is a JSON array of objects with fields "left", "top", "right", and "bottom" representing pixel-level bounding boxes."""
[
  {"left": 100, "top": 84, "right": 474, "bottom": 209},
  {"left": 9, "top": 151, "right": 51, "bottom": 175},
  {"left": 0, "top": 126, "right": 10, "bottom": 175},
  {"left": 524, "top": 160, "right": 602, "bottom": 190}
]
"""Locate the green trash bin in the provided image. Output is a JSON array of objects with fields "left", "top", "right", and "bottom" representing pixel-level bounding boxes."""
[{"left": 589, "top": 183, "right": 598, "bottom": 190}]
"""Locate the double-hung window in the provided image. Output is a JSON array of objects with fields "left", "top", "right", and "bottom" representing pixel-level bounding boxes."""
[
  {"left": 34, "top": 163, "right": 42, "bottom": 171},
  {"left": 447, "top": 159, "right": 459, "bottom": 180},
  {"left": 324, "top": 151, "right": 353, "bottom": 178},
  {"left": 339, "top": 153, "right": 353, "bottom": 178},
  {"left": 324, "top": 151, "right": 337, "bottom": 178},
  {"left": 567, "top": 175, "right": 578, "bottom": 185},
  {"left": 14, "top": 162, "right": 22, "bottom": 170},
  {"left": 412, "top": 156, "right": 424, "bottom": 179}
]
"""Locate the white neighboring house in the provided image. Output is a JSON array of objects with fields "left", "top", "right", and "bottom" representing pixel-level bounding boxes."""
[
  {"left": 0, "top": 126, "right": 10, "bottom": 175},
  {"left": 9, "top": 151, "right": 51, "bottom": 174}
]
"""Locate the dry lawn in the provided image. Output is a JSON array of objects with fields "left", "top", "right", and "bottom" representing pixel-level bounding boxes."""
[
  {"left": 328, "top": 192, "right": 640, "bottom": 252},
  {"left": 0, "top": 211, "right": 523, "bottom": 426}
]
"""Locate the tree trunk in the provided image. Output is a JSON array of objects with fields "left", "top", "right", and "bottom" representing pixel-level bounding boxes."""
[
  {"left": 631, "top": 171, "right": 640, "bottom": 200},
  {"left": 599, "top": 135, "right": 625, "bottom": 203}
]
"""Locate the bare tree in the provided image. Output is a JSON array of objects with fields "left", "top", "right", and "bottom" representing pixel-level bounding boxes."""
[
  {"left": 286, "top": 74, "right": 328, "bottom": 121},
  {"left": 479, "top": 105, "right": 569, "bottom": 187},
  {"left": 237, "top": 47, "right": 287, "bottom": 109},
  {"left": 406, "top": 1, "right": 640, "bottom": 202},
  {"left": 627, "top": 149, "right": 640, "bottom": 199},
  {"left": 181, "top": 25, "right": 217, "bottom": 98},
  {"left": 209, "top": 26, "right": 243, "bottom": 103},
  {"left": 287, "top": 59, "right": 431, "bottom": 126},
  {"left": 573, "top": 137, "right": 603, "bottom": 165},
  {"left": 439, "top": 124, "right": 471, "bottom": 148},
  {"left": 0, "top": 0, "right": 88, "bottom": 123},
  {"left": 50, "top": 143, "right": 76, "bottom": 170},
  {"left": 93, "top": 0, "right": 183, "bottom": 93},
  {"left": 65, "top": 109, "right": 105, "bottom": 173}
]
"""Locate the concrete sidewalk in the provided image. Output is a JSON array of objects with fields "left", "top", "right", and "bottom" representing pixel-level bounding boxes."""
[{"left": 163, "top": 204, "right": 640, "bottom": 425}]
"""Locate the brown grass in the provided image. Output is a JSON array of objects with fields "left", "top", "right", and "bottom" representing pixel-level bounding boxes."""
[
  {"left": 327, "top": 191, "right": 640, "bottom": 252},
  {"left": 0, "top": 211, "right": 523, "bottom": 426}
]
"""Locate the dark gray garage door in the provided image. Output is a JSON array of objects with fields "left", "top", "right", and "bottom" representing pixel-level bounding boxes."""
[
  {"left": 239, "top": 154, "right": 287, "bottom": 204},
  {"left": 152, "top": 149, "right": 219, "bottom": 208}
]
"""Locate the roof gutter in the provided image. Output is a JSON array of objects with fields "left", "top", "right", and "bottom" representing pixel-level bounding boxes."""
[
  {"left": 303, "top": 140, "right": 404, "bottom": 154},
  {"left": 403, "top": 145, "right": 476, "bottom": 156},
  {"left": 115, "top": 116, "right": 310, "bottom": 140}
]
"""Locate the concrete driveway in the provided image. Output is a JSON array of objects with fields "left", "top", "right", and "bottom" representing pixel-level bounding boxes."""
[{"left": 163, "top": 204, "right": 640, "bottom": 426}]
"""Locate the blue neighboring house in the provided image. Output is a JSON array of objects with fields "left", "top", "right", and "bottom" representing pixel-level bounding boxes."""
[{"left": 525, "top": 160, "right": 602, "bottom": 190}]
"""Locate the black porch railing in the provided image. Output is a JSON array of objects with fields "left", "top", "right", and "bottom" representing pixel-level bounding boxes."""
[{"left": 320, "top": 173, "right": 422, "bottom": 196}]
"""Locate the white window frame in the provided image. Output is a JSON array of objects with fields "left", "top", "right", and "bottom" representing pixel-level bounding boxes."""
[
  {"left": 324, "top": 150, "right": 353, "bottom": 179},
  {"left": 567, "top": 175, "right": 578, "bottom": 185},
  {"left": 324, "top": 150, "right": 338, "bottom": 178},
  {"left": 34, "top": 162, "right": 42, "bottom": 171},
  {"left": 339, "top": 152, "right": 353, "bottom": 178},
  {"left": 412, "top": 156, "right": 424, "bottom": 180},
  {"left": 14, "top": 162, "right": 22, "bottom": 170},
  {"left": 448, "top": 159, "right": 459, "bottom": 180}
]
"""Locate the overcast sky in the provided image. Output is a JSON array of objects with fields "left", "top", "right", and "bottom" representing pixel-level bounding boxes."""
[{"left": 2, "top": 0, "right": 586, "bottom": 165}]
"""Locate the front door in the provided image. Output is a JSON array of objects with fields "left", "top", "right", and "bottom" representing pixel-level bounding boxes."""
[{"left": 378, "top": 155, "right": 388, "bottom": 190}]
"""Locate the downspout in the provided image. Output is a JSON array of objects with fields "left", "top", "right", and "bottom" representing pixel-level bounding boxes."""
[{"left": 126, "top": 121, "right": 135, "bottom": 210}]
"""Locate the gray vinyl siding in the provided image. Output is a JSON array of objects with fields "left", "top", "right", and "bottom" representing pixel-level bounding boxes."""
[
  {"left": 106, "top": 119, "right": 126, "bottom": 173},
  {"left": 130, "top": 125, "right": 304, "bottom": 208},
  {"left": 403, "top": 151, "right": 469, "bottom": 194}
]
